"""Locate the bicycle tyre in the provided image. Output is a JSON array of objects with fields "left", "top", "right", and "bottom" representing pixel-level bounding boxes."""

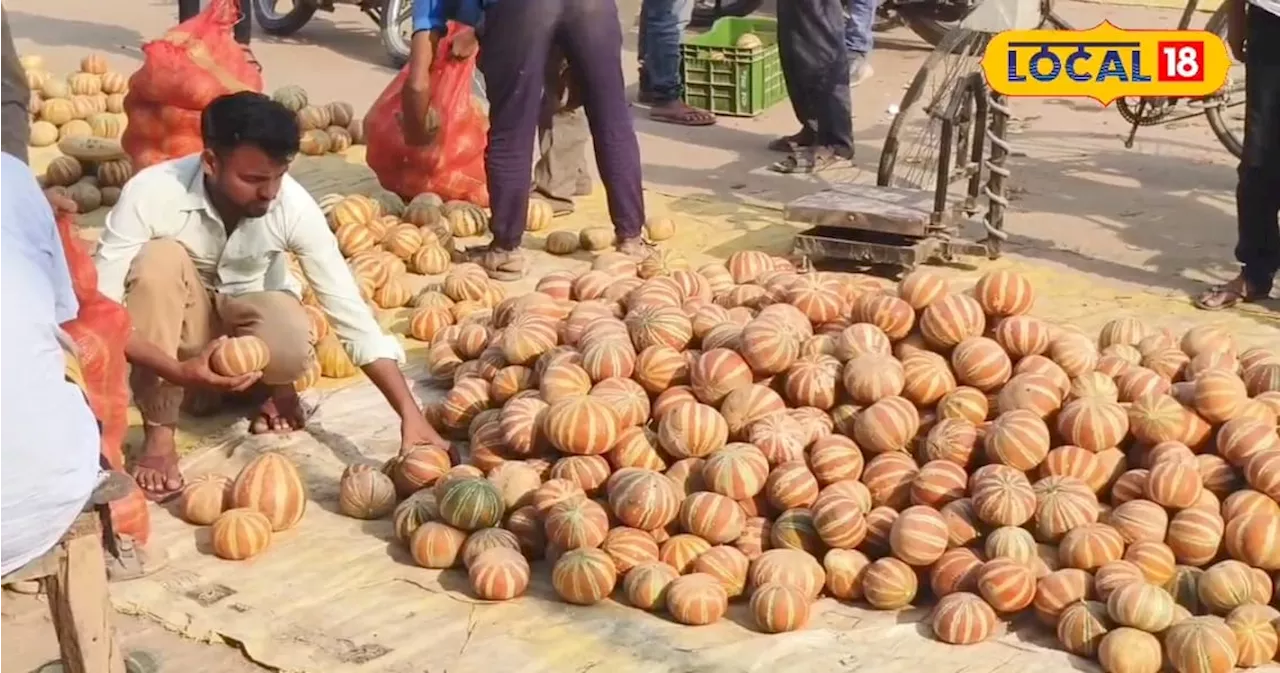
[
  {"left": 876, "top": 28, "right": 975, "bottom": 186},
  {"left": 1202, "top": 4, "right": 1245, "bottom": 159}
]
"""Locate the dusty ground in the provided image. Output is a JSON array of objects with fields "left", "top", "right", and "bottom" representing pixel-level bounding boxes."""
[{"left": 3, "top": 0, "right": 1277, "bottom": 670}]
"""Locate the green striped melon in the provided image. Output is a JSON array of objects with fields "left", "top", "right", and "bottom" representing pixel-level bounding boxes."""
[{"left": 438, "top": 478, "right": 505, "bottom": 531}]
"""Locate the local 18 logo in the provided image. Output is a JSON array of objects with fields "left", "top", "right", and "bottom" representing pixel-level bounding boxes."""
[{"left": 981, "top": 21, "right": 1231, "bottom": 105}]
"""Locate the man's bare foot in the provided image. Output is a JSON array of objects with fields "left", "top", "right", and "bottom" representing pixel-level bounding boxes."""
[
  {"left": 130, "top": 426, "right": 184, "bottom": 503},
  {"left": 250, "top": 384, "right": 307, "bottom": 435}
]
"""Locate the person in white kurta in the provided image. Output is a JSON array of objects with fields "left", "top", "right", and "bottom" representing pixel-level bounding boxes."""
[{"left": 0, "top": 151, "right": 100, "bottom": 576}]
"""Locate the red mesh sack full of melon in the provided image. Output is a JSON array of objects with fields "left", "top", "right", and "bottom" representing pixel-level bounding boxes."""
[
  {"left": 121, "top": 0, "right": 263, "bottom": 170},
  {"left": 55, "top": 211, "right": 151, "bottom": 545},
  {"left": 365, "top": 23, "right": 490, "bottom": 206}
]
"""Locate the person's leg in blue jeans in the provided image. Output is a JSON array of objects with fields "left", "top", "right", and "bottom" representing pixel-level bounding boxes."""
[
  {"left": 844, "top": 0, "right": 875, "bottom": 86},
  {"left": 638, "top": 0, "right": 715, "bottom": 125}
]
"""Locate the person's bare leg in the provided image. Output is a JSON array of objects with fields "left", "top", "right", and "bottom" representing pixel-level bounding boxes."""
[{"left": 132, "top": 426, "right": 182, "bottom": 498}]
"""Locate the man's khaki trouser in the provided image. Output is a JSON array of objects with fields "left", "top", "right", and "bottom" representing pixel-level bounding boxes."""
[{"left": 125, "top": 239, "right": 312, "bottom": 426}]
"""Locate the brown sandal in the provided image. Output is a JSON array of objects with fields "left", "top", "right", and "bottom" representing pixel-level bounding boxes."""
[
  {"left": 616, "top": 237, "right": 653, "bottom": 258},
  {"left": 464, "top": 245, "right": 527, "bottom": 281},
  {"left": 649, "top": 101, "right": 717, "bottom": 126},
  {"left": 1193, "top": 279, "right": 1266, "bottom": 311}
]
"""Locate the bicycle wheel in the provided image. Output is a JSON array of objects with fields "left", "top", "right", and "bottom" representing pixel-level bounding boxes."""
[
  {"left": 877, "top": 28, "right": 990, "bottom": 188},
  {"left": 1202, "top": 4, "right": 1246, "bottom": 159}
]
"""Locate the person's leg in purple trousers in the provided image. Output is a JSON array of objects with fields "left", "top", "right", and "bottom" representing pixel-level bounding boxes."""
[
  {"left": 474, "top": 0, "right": 646, "bottom": 280},
  {"left": 558, "top": 0, "right": 647, "bottom": 250}
]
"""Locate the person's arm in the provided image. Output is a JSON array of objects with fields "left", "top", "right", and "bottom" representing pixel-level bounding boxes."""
[
  {"left": 283, "top": 181, "right": 448, "bottom": 449},
  {"left": 403, "top": 0, "right": 445, "bottom": 146}
]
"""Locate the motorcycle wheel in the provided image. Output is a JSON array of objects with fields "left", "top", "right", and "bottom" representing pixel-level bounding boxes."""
[
  {"left": 252, "top": 0, "right": 317, "bottom": 36},
  {"left": 379, "top": 0, "right": 412, "bottom": 68},
  {"left": 689, "top": 0, "right": 766, "bottom": 29}
]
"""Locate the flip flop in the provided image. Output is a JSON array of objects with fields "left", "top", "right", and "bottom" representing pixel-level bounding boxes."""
[
  {"left": 649, "top": 102, "right": 717, "bottom": 127},
  {"left": 769, "top": 149, "right": 849, "bottom": 175},
  {"left": 105, "top": 534, "right": 168, "bottom": 583},
  {"left": 1192, "top": 282, "right": 1267, "bottom": 311},
  {"left": 462, "top": 245, "right": 527, "bottom": 282},
  {"left": 128, "top": 454, "right": 184, "bottom": 503}
]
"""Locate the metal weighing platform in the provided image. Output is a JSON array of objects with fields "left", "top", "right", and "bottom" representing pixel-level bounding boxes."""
[
  {"left": 787, "top": 73, "right": 1011, "bottom": 275},
  {"left": 785, "top": 0, "right": 1046, "bottom": 275}
]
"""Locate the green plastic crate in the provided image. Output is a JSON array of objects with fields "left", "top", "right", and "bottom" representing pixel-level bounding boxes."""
[{"left": 680, "top": 17, "right": 787, "bottom": 117}]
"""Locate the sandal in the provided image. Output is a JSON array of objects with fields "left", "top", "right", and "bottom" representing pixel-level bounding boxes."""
[
  {"left": 1193, "top": 277, "right": 1268, "bottom": 311},
  {"left": 649, "top": 100, "right": 717, "bottom": 126},
  {"left": 617, "top": 237, "right": 654, "bottom": 258},
  {"left": 769, "top": 147, "right": 850, "bottom": 175},
  {"left": 767, "top": 130, "right": 814, "bottom": 153},
  {"left": 463, "top": 245, "right": 527, "bottom": 281},
  {"left": 128, "top": 453, "right": 184, "bottom": 503},
  {"left": 105, "top": 534, "right": 167, "bottom": 583}
]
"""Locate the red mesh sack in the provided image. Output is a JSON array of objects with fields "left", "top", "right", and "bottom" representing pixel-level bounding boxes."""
[
  {"left": 121, "top": 0, "right": 263, "bottom": 170},
  {"left": 55, "top": 213, "right": 149, "bottom": 545},
  {"left": 365, "top": 24, "right": 489, "bottom": 206}
]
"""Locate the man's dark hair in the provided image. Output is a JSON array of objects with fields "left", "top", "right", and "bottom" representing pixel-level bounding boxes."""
[{"left": 201, "top": 91, "right": 300, "bottom": 162}]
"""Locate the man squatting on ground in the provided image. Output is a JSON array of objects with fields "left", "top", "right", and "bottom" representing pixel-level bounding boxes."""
[
  {"left": 769, "top": 0, "right": 855, "bottom": 173},
  {"left": 93, "top": 92, "right": 450, "bottom": 501},
  {"left": 404, "top": 0, "right": 649, "bottom": 281},
  {"left": 1196, "top": 0, "right": 1280, "bottom": 309}
]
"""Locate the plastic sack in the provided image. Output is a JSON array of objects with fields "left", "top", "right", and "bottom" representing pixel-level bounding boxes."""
[
  {"left": 120, "top": 0, "right": 263, "bottom": 170},
  {"left": 365, "top": 24, "right": 490, "bottom": 206},
  {"left": 55, "top": 212, "right": 150, "bottom": 545}
]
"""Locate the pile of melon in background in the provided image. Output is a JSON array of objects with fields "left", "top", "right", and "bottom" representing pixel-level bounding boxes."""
[
  {"left": 22, "top": 52, "right": 129, "bottom": 148},
  {"left": 270, "top": 85, "right": 365, "bottom": 157},
  {"left": 40, "top": 140, "right": 134, "bottom": 215},
  {"left": 290, "top": 192, "right": 679, "bottom": 387}
]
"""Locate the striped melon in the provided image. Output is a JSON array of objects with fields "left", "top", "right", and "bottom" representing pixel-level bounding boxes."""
[{"left": 438, "top": 478, "right": 505, "bottom": 531}]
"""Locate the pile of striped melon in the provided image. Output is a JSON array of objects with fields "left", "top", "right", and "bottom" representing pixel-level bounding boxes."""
[
  {"left": 379, "top": 248, "right": 1279, "bottom": 672},
  {"left": 269, "top": 85, "right": 365, "bottom": 157},
  {"left": 22, "top": 53, "right": 129, "bottom": 148}
]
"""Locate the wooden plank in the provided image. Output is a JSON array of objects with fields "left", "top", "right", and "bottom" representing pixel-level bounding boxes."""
[
  {"left": 45, "top": 513, "right": 125, "bottom": 673},
  {"left": 783, "top": 184, "right": 937, "bottom": 238}
]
